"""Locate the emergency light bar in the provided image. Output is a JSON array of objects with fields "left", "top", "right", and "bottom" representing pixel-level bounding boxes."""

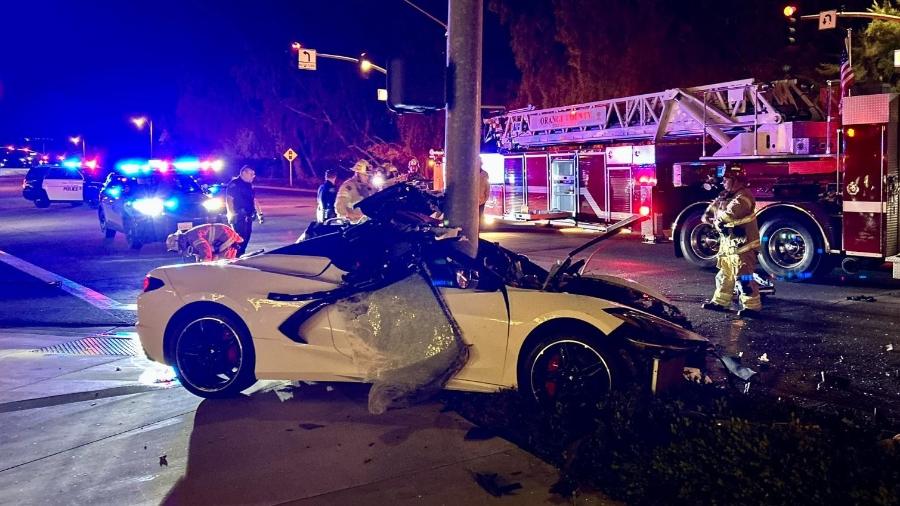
[{"left": 116, "top": 158, "right": 225, "bottom": 175}]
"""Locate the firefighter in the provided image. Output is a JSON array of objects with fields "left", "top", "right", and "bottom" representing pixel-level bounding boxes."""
[
  {"left": 701, "top": 165, "right": 762, "bottom": 317},
  {"left": 316, "top": 169, "right": 338, "bottom": 223},
  {"left": 335, "top": 160, "right": 375, "bottom": 223},
  {"left": 166, "top": 223, "right": 244, "bottom": 262}
]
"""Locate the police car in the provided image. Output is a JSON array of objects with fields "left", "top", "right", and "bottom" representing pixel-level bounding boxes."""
[
  {"left": 98, "top": 160, "right": 228, "bottom": 249},
  {"left": 21, "top": 161, "right": 100, "bottom": 208}
]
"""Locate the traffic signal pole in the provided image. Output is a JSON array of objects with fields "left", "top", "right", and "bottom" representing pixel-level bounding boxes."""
[{"left": 443, "top": 0, "right": 483, "bottom": 259}]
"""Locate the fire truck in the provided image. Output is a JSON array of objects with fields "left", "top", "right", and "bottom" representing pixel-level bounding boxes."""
[{"left": 483, "top": 78, "right": 900, "bottom": 280}]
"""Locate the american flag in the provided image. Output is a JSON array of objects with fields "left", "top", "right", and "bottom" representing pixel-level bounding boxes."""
[{"left": 840, "top": 44, "right": 855, "bottom": 97}]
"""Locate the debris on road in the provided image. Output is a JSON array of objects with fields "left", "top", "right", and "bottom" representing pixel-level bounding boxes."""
[
  {"left": 887, "top": 344, "right": 895, "bottom": 353},
  {"left": 471, "top": 472, "right": 522, "bottom": 497},
  {"left": 846, "top": 295, "right": 877, "bottom": 302},
  {"left": 274, "top": 388, "right": 294, "bottom": 402},
  {"left": 720, "top": 355, "right": 757, "bottom": 381},
  {"left": 298, "top": 423, "right": 325, "bottom": 431},
  {"left": 159, "top": 455, "right": 168, "bottom": 467},
  {"left": 758, "top": 353, "right": 770, "bottom": 363}
]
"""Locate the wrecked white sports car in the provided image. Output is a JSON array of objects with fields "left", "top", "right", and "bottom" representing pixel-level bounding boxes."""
[{"left": 137, "top": 184, "right": 713, "bottom": 412}]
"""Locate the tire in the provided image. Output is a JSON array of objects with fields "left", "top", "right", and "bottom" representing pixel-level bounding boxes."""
[
  {"left": 125, "top": 218, "right": 143, "bottom": 249},
  {"left": 34, "top": 192, "right": 50, "bottom": 208},
  {"left": 678, "top": 209, "right": 719, "bottom": 269},
  {"left": 98, "top": 209, "right": 116, "bottom": 238},
  {"left": 169, "top": 308, "right": 257, "bottom": 398},
  {"left": 518, "top": 329, "right": 621, "bottom": 408},
  {"left": 758, "top": 217, "right": 823, "bottom": 279}
]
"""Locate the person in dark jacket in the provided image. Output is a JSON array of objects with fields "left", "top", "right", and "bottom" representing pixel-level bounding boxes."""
[
  {"left": 316, "top": 169, "right": 338, "bottom": 223},
  {"left": 225, "top": 165, "right": 263, "bottom": 256}
]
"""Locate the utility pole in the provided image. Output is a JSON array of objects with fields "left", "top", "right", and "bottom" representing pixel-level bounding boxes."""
[{"left": 443, "top": 0, "right": 483, "bottom": 258}]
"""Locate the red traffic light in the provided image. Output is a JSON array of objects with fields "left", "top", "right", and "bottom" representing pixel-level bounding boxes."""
[{"left": 783, "top": 5, "right": 797, "bottom": 17}]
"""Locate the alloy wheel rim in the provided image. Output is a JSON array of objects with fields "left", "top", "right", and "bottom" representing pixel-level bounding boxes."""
[
  {"left": 529, "top": 339, "right": 612, "bottom": 403},
  {"left": 176, "top": 317, "right": 243, "bottom": 393}
]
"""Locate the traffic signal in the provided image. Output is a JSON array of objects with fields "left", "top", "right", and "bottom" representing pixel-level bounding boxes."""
[{"left": 784, "top": 5, "right": 799, "bottom": 44}]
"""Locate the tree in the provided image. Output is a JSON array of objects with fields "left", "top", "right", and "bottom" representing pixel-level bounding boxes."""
[{"left": 857, "top": 0, "right": 900, "bottom": 91}]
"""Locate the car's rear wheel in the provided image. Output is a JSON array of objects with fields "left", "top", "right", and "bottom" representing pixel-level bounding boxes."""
[
  {"left": 171, "top": 310, "right": 256, "bottom": 398},
  {"left": 98, "top": 208, "right": 116, "bottom": 238},
  {"left": 125, "top": 218, "right": 143, "bottom": 249},
  {"left": 34, "top": 192, "right": 50, "bottom": 208},
  {"left": 519, "top": 330, "right": 620, "bottom": 408}
]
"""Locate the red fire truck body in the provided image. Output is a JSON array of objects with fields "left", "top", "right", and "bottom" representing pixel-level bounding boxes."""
[{"left": 484, "top": 79, "right": 900, "bottom": 279}]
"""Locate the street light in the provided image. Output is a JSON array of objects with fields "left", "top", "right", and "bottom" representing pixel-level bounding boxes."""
[
  {"left": 131, "top": 116, "right": 154, "bottom": 158},
  {"left": 359, "top": 53, "right": 387, "bottom": 75},
  {"left": 69, "top": 136, "right": 86, "bottom": 159}
]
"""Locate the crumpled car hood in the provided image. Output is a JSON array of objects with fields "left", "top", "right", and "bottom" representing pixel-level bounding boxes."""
[{"left": 558, "top": 274, "right": 693, "bottom": 330}]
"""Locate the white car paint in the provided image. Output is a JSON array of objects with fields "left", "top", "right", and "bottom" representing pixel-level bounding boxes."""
[{"left": 137, "top": 252, "right": 634, "bottom": 394}]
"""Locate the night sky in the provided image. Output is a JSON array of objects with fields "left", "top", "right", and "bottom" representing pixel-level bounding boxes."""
[
  {"left": 0, "top": 0, "right": 874, "bottom": 159},
  {"left": 0, "top": 0, "right": 513, "bottom": 157}
]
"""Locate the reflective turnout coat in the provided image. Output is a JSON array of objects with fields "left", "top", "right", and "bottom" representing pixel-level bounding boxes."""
[
  {"left": 335, "top": 176, "right": 375, "bottom": 223},
  {"left": 702, "top": 187, "right": 760, "bottom": 256}
]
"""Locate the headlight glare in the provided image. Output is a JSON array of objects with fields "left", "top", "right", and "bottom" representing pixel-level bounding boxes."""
[
  {"left": 203, "top": 197, "right": 224, "bottom": 211},
  {"left": 133, "top": 197, "right": 164, "bottom": 216}
]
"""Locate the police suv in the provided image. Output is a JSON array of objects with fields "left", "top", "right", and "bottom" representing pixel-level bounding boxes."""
[
  {"left": 22, "top": 164, "right": 91, "bottom": 208},
  {"left": 98, "top": 163, "right": 228, "bottom": 249}
]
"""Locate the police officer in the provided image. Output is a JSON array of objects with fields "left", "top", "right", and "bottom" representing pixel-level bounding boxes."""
[
  {"left": 701, "top": 165, "right": 762, "bottom": 318},
  {"left": 225, "top": 165, "right": 263, "bottom": 256},
  {"left": 316, "top": 169, "right": 338, "bottom": 223},
  {"left": 335, "top": 160, "right": 375, "bottom": 223}
]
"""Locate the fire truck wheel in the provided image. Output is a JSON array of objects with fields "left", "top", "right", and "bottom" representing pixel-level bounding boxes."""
[
  {"left": 758, "top": 217, "right": 822, "bottom": 279},
  {"left": 679, "top": 210, "right": 718, "bottom": 269}
]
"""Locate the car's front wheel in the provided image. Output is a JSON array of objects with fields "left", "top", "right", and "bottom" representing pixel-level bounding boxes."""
[
  {"left": 519, "top": 330, "right": 620, "bottom": 408},
  {"left": 98, "top": 208, "right": 116, "bottom": 238},
  {"left": 170, "top": 309, "right": 257, "bottom": 398},
  {"left": 124, "top": 218, "right": 143, "bottom": 249}
]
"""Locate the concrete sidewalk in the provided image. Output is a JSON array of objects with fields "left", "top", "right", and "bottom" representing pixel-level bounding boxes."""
[{"left": 0, "top": 326, "right": 614, "bottom": 505}]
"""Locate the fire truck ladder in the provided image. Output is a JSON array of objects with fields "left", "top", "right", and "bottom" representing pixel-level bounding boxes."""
[{"left": 486, "top": 78, "right": 824, "bottom": 157}]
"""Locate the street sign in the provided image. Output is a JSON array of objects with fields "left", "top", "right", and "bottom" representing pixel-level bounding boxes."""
[
  {"left": 377, "top": 88, "right": 388, "bottom": 101},
  {"left": 283, "top": 148, "right": 297, "bottom": 162},
  {"left": 298, "top": 49, "right": 317, "bottom": 70},
  {"left": 819, "top": 10, "right": 838, "bottom": 30}
]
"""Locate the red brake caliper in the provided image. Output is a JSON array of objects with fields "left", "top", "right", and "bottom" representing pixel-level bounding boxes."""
[{"left": 545, "top": 354, "right": 561, "bottom": 398}]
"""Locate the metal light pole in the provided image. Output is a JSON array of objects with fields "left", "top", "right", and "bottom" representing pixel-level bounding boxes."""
[
  {"left": 131, "top": 117, "right": 154, "bottom": 158},
  {"left": 443, "top": 0, "right": 483, "bottom": 259},
  {"left": 69, "top": 136, "right": 86, "bottom": 159}
]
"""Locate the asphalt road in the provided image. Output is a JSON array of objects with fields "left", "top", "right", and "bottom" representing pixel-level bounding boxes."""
[
  {"left": 1, "top": 175, "right": 899, "bottom": 503},
  {"left": 2, "top": 175, "right": 899, "bottom": 412}
]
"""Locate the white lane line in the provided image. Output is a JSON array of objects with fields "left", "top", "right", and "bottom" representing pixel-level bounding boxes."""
[{"left": 0, "top": 249, "right": 137, "bottom": 311}]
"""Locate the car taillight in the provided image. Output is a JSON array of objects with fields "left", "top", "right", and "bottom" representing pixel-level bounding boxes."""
[{"left": 143, "top": 276, "right": 165, "bottom": 292}]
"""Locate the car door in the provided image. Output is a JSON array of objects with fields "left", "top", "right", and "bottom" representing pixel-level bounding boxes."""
[
  {"left": 328, "top": 254, "right": 510, "bottom": 386},
  {"left": 43, "top": 168, "right": 83, "bottom": 201}
]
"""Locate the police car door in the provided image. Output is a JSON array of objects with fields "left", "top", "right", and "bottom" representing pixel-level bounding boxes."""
[{"left": 43, "top": 168, "right": 84, "bottom": 202}]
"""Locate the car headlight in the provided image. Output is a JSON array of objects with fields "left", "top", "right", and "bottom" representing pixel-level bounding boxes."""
[
  {"left": 372, "top": 173, "right": 385, "bottom": 189},
  {"left": 203, "top": 197, "right": 224, "bottom": 211},
  {"left": 133, "top": 197, "right": 164, "bottom": 217}
]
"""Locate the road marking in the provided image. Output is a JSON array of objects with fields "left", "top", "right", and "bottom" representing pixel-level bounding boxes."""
[{"left": 0, "top": 249, "right": 137, "bottom": 311}]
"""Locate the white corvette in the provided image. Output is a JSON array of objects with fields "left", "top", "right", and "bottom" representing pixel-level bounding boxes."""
[{"left": 137, "top": 185, "right": 712, "bottom": 407}]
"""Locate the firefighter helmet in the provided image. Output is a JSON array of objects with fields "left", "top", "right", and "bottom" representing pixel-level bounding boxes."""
[
  {"left": 722, "top": 165, "right": 747, "bottom": 181},
  {"left": 351, "top": 160, "right": 371, "bottom": 173}
]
